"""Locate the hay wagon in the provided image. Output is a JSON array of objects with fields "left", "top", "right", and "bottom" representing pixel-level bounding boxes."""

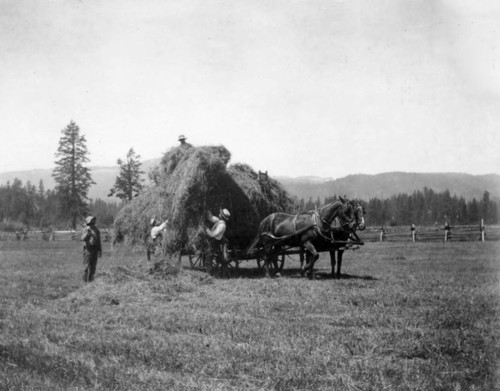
[
  {"left": 186, "top": 228, "right": 364, "bottom": 276},
  {"left": 185, "top": 238, "right": 285, "bottom": 275}
]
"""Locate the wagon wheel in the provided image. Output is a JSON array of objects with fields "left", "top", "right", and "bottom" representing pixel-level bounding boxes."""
[
  {"left": 188, "top": 252, "right": 204, "bottom": 269},
  {"left": 214, "top": 242, "right": 240, "bottom": 277},
  {"left": 224, "top": 246, "right": 240, "bottom": 272},
  {"left": 189, "top": 246, "right": 222, "bottom": 274},
  {"left": 256, "top": 252, "right": 285, "bottom": 272}
]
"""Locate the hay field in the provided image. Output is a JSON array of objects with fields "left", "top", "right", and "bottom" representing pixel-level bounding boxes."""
[{"left": 0, "top": 240, "right": 499, "bottom": 390}]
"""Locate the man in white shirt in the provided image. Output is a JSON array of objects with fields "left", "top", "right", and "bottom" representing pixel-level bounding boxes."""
[
  {"left": 205, "top": 209, "right": 230, "bottom": 266},
  {"left": 151, "top": 218, "right": 168, "bottom": 241},
  {"left": 147, "top": 218, "right": 168, "bottom": 260},
  {"left": 205, "top": 209, "right": 230, "bottom": 240}
]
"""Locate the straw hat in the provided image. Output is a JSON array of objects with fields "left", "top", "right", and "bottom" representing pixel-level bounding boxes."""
[{"left": 220, "top": 209, "right": 231, "bottom": 221}]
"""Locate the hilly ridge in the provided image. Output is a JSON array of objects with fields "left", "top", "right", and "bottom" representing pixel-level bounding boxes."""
[
  {"left": 0, "top": 163, "right": 499, "bottom": 202},
  {"left": 277, "top": 172, "right": 500, "bottom": 201}
]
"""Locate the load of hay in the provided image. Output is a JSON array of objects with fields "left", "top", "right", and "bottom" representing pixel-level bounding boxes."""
[{"left": 113, "top": 144, "right": 295, "bottom": 257}]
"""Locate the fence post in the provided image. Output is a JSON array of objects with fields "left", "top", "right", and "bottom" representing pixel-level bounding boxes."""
[
  {"left": 444, "top": 222, "right": 450, "bottom": 242},
  {"left": 480, "top": 219, "right": 485, "bottom": 242}
]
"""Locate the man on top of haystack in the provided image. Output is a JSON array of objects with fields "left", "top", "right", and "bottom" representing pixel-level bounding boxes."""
[{"left": 178, "top": 134, "right": 189, "bottom": 147}]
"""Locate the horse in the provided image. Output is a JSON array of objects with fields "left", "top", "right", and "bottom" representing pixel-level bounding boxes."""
[
  {"left": 247, "top": 197, "right": 357, "bottom": 278},
  {"left": 303, "top": 199, "right": 365, "bottom": 278}
]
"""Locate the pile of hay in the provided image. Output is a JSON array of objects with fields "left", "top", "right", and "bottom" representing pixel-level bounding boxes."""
[{"left": 113, "top": 144, "right": 294, "bottom": 255}]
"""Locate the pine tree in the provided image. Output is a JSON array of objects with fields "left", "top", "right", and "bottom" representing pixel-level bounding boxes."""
[
  {"left": 108, "top": 148, "right": 145, "bottom": 201},
  {"left": 52, "top": 121, "right": 95, "bottom": 228},
  {"left": 480, "top": 191, "right": 491, "bottom": 223}
]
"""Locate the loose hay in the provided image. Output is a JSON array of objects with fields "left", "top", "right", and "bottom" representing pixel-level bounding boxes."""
[{"left": 113, "top": 144, "right": 295, "bottom": 267}]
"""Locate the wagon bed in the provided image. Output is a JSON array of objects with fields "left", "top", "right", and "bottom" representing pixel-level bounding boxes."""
[{"left": 187, "top": 230, "right": 364, "bottom": 275}]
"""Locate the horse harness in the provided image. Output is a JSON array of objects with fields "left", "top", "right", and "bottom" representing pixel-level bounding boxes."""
[
  {"left": 260, "top": 202, "right": 357, "bottom": 245},
  {"left": 291, "top": 205, "right": 355, "bottom": 244},
  {"left": 313, "top": 208, "right": 355, "bottom": 244}
]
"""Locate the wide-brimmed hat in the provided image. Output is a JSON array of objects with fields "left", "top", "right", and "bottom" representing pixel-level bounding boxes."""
[
  {"left": 178, "top": 134, "right": 186, "bottom": 141},
  {"left": 220, "top": 209, "right": 231, "bottom": 221},
  {"left": 86, "top": 216, "right": 96, "bottom": 225}
]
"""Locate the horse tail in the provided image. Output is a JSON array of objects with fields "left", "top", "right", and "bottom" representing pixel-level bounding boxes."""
[{"left": 246, "top": 213, "right": 276, "bottom": 256}]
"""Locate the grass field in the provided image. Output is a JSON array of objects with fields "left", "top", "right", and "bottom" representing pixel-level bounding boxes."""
[{"left": 0, "top": 240, "right": 499, "bottom": 390}]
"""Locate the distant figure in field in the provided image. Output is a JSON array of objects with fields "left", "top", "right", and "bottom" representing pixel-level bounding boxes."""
[
  {"left": 380, "top": 226, "right": 386, "bottom": 242},
  {"left": 410, "top": 223, "right": 416, "bottom": 241},
  {"left": 81, "top": 216, "right": 102, "bottom": 282}
]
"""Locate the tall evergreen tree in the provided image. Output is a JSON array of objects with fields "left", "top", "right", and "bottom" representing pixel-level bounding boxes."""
[
  {"left": 108, "top": 148, "right": 145, "bottom": 201},
  {"left": 52, "top": 121, "right": 95, "bottom": 228}
]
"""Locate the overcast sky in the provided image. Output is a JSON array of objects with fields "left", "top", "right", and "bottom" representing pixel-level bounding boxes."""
[{"left": 1, "top": 0, "right": 499, "bottom": 179}]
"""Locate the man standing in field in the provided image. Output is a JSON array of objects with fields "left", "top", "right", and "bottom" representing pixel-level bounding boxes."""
[{"left": 81, "top": 216, "right": 102, "bottom": 282}]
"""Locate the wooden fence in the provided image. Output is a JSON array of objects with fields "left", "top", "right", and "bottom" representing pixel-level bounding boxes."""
[
  {"left": 1, "top": 223, "right": 499, "bottom": 243},
  {"left": 360, "top": 222, "right": 500, "bottom": 243},
  {"left": 0, "top": 229, "right": 113, "bottom": 242}
]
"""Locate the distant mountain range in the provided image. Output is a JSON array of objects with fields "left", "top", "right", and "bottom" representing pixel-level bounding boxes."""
[
  {"left": 276, "top": 172, "right": 500, "bottom": 202},
  {"left": 1, "top": 161, "right": 499, "bottom": 203}
]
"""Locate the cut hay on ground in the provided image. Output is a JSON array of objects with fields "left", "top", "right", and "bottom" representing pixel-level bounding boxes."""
[{"left": 113, "top": 144, "right": 295, "bottom": 258}]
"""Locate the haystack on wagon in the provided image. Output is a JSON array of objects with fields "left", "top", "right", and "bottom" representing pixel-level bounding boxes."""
[{"left": 113, "top": 143, "right": 295, "bottom": 274}]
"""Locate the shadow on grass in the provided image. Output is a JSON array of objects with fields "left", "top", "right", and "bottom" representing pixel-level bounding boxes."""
[
  {"left": 207, "top": 267, "right": 378, "bottom": 281},
  {"left": 313, "top": 271, "right": 378, "bottom": 281}
]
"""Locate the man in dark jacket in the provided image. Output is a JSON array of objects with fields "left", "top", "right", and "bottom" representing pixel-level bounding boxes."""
[{"left": 81, "top": 216, "right": 102, "bottom": 282}]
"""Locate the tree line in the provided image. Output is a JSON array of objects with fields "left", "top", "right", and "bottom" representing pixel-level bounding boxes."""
[
  {"left": 0, "top": 179, "right": 121, "bottom": 230},
  {"left": 4, "top": 179, "right": 496, "bottom": 230},
  {"left": 0, "top": 121, "right": 145, "bottom": 231},
  {"left": 300, "top": 187, "right": 498, "bottom": 226},
  {"left": 1, "top": 120, "right": 498, "bottom": 230}
]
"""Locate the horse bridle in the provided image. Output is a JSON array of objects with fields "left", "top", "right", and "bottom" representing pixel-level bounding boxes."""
[{"left": 314, "top": 200, "right": 356, "bottom": 241}]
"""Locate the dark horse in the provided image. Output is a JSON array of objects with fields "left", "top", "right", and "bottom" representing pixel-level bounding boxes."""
[
  {"left": 304, "top": 199, "right": 366, "bottom": 278},
  {"left": 247, "top": 197, "right": 358, "bottom": 278}
]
